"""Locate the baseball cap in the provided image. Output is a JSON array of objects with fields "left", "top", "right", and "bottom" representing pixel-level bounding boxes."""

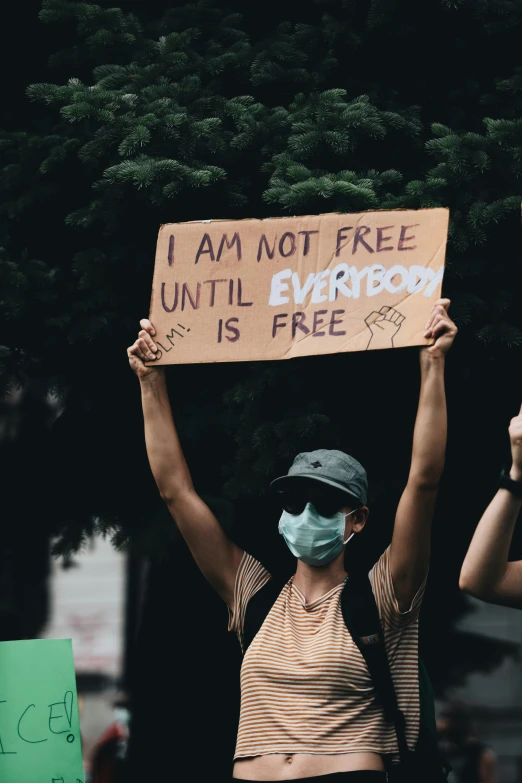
[{"left": 270, "top": 449, "right": 368, "bottom": 505}]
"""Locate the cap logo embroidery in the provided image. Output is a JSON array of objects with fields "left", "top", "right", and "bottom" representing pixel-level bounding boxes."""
[{"left": 311, "top": 461, "right": 322, "bottom": 468}]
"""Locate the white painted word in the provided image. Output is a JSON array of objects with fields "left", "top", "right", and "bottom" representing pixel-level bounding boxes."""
[{"left": 268, "top": 264, "right": 443, "bottom": 306}]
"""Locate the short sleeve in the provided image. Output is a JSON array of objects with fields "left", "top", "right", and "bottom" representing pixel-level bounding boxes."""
[
  {"left": 228, "top": 551, "right": 271, "bottom": 647},
  {"left": 369, "top": 546, "right": 426, "bottom": 632}
]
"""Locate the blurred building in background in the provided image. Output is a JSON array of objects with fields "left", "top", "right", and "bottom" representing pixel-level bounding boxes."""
[
  {"left": 42, "top": 536, "right": 127, "bottom": 762},
  {"left": 438, "top": 598, "right": 522, "bottom": 783}
]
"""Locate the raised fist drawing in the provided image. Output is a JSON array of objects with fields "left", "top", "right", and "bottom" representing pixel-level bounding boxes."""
[{"left": 365, "top": 306, "right": 405, "bottom": 350}]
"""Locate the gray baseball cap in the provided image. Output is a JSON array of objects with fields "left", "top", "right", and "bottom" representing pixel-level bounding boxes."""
[{"left": 270, "top": 449, "right": 368, "bottom": 505}]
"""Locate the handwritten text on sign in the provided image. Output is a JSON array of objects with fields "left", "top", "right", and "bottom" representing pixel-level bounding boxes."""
[
  {"left": 148, "top": 209, "right": 449, "bottom": 365},
  {"left": 0, "top": 639, "right": 84, "bottom": 783}
]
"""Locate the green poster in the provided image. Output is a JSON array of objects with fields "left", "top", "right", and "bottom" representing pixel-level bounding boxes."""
[{"left": 0, "top": 638, "right": 84, "bottom": 783}]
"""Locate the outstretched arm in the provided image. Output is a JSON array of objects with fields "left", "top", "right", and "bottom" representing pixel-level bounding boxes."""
[
  {"left": 390, "top": 299, "right": 457, "bottom": 611},
  {"left": 459, "top": 407, "right": 522, "bottom": 607},
  {"left": 128, "top": 319, "right": 243, "bottom": 606}
]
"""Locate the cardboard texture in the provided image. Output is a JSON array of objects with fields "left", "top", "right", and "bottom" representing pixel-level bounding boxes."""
[
  {"left": 0, "top": 639, "right": 84, "bottom": 783},
  {"left": 149, "top": 208, "right": 449, "bottom": 365}
]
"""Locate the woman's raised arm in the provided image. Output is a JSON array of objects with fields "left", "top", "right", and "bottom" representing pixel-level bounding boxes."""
[
  {"left": 389, "top": 299, "right": 457, "bottom": 611},
  {"left": 128, "top": 319, "right": 243, "bottom": 606}
]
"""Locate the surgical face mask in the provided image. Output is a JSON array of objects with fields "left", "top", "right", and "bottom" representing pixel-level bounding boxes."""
[{"left": 278, "top": 503, "right": 359, "bottom": 566}]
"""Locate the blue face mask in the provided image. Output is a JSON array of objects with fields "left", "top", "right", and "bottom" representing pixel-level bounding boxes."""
[{"left": 278, "top": 502, "right": 359, "bottom": 566}]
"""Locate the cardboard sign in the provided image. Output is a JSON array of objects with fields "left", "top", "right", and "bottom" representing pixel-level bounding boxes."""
[
  {"left": 0, "top": 639, "right": 84, "bottom": 783},
  {"left": 149, "top": 208, "right": 449, "bottom": 365}
]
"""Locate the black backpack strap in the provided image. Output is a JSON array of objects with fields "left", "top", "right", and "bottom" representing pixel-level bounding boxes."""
[
  {"left": 341, "top": 573, "right": 410, "bottom": 766},
  {"left": 243, "top": 573, "right": 289, "bottom": 654}
]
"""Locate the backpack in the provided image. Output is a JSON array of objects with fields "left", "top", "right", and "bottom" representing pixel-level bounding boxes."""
[{"left": 242, "top": 568, "right": 451, "bottom": 783}]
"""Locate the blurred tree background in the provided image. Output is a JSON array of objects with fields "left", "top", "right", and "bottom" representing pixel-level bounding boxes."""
[{"left": 1, "top": 0, "right": 521, "bottom": 779}]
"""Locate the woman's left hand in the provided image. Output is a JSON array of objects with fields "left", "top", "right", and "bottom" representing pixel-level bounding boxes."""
[{"left": 423, "top": 298, "right": 458, "bottom": 358}]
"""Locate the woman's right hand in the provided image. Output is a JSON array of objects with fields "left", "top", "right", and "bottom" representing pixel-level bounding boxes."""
[{"left": 127, "top": 319, "right": 162, "bottom": 380}]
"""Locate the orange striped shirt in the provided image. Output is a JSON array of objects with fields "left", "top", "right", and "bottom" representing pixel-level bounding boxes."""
[{"left": 228, "top": 547, "right": 425, "bottom": 760}]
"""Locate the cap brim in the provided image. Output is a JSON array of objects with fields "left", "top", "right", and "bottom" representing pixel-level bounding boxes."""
[{"left": 270, "top": 474, "right": 362, "bottom": 504}]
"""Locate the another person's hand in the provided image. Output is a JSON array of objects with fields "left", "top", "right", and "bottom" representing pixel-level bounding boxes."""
[
  {"left": 423, "top": 298, "right": 457, "bottom": 358},
  {"left": 509, "top": 404, "right": 522, "bottom": 482},
  {"left": 127, "top": 319, "right": 162, "bottom": 380}
]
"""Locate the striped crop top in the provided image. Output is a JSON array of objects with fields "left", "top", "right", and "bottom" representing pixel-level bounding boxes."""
[{"left": 228, "top": 547, "right": 425, "bottom": 761}]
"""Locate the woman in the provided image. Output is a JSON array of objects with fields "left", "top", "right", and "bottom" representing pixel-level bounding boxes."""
[
  {"left": 460, "top": 405, "right": 522, "bottom": 607},
  {"left": 127, "top": 298, "right": 457, "bottom": 782}
]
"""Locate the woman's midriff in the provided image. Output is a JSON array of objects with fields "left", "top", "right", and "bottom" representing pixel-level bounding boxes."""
[{"left": 233, "top": 752, "right": 385, "bottom": 780}]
